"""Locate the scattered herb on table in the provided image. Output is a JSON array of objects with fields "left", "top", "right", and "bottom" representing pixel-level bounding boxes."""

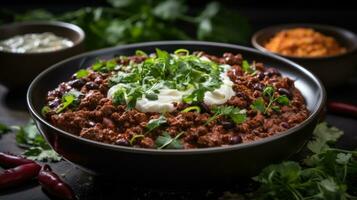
[
  {"left": 206, "top": 105, "right": 247, "bottom": 125},
  {"left": 7, "top": 0, "right": 250, "bottom": 50},
  {"left": 155, "top": 131, "right": 185, "bottom": 149},
  {"left": 251, "top": 122, "right": 357, "bottom": 200},
  {"left": 251, "top": 86, "right": 290, "bottom": 114},
  {"left": 0, "top": 123, "right": 11, "bottom": 135},
  {"left": 15, "top": 121, "right": 61, "bottom": 162}
]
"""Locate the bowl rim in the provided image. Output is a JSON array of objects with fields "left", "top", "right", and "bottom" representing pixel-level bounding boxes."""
[
  {"left": 0, "top": 21, "right": 85, "bottom": 55},
  {"left": 27, "top": 40, "right": 326, "bottom": 155},
  {"left": 251, "top": 23, "right": 357, "bottom": 60}
]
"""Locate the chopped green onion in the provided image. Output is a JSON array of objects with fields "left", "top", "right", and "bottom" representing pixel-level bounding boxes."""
[{"left": 181, "top": 106, "right": 201, "bottom": 113}]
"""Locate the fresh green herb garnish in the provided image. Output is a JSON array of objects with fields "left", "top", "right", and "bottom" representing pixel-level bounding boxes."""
[
  {"left": 146, "top": 115, "right": 167, "bottom": 133},
  {"left": 55, "top": 89, "right": 82, "bottom": 113},
  {"left": 253, "top": 122, "right": 357, "bottom": 200},
  {"left": 75, "top": 69, "right": 89, "bottom": 79},
  {"left": 41, "top": 106, "right": 51, "bottom": 116},
  {"left": 135, "top": 50, "right": 148, "bottom": 57},
  {"left": 0, "top": 122, "right": 11, "bottom": 135},
  {"left": 206, "top": 105, "right": 246, "bottom": 125},
  {"left": 251, "top": 86, "right": 290, "bottom": 114},
  {"left": 155, "top": 131, "right": 185, "bottom": 149},
  {"left": 181, "top": 106, "right": 201, "bottom": 113},
  {"left": 15, "top": 120, "right": 61, "bottom": 162},
  {"left": 241, "top": 60, "right": 254, "bottom": 73},
  {"left": 111, "top": 49, "right": 223, "bottom": 107},
  {"left": 92, "top": 59, "right": 117, "bottom": 72}
]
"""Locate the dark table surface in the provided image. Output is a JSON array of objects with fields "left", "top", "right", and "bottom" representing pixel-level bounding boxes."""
[{"left": 1, "top": 74, "right": 357, "bottom": 200}]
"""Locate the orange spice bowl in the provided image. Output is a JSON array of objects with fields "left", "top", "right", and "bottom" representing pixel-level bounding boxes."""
[{"left": 252, "top": 24, "right": 357, "bottom": 89}]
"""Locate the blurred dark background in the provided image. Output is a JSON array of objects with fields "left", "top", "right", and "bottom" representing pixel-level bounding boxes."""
[{"left": 1, "top": 0, "right": 357, "bottom": 33}]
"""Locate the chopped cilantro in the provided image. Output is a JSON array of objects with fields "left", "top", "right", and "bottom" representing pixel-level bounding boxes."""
[
  {"left": 242, "top": 60, "right": 254, "bottom": 73},
  {"left": 206, "top": 105, "right": 246, "bottom": 125},
  {"left": 155, "top": 131, "right": 185, "bottom": 149},
  {"left": 15, "top": 120, "right": 61, "bottom": 162},
  {"left": 251, "top": 86, "right": 290, "bottom": 114},
  {"left": 55, "top": 89, "right": 82, "bottom": 113},
  {"left": 146, "top": 115, "right": 167, "bottom": 133},
  {"left": 75, "top": 69, "right": 89, "bottom": 79},
  {"left": 0, "top": 122, "right": 11, "bottom": 135},
  {"left": 254, "top": 123, "right": 357, "bottom": 200},
  {"left": 110, "top": 49, "right": 223, "bottom": 107}
]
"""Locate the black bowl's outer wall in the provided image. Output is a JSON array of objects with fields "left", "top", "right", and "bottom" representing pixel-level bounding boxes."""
[
  {"left": 0, "top": 21, "right": 85, "bottom": 89},
  {"left": 27, "top": 41, "right": 325, "bottom": 183}
]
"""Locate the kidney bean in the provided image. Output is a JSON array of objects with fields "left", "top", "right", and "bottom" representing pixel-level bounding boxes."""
[
  {"left": 278, "top": 88, "right": 292, "bottom": 98},
  {"left": 38, "top": 165, "right": 76, "bottom": 200},
  {"left": 0, "top": 163, "right": 41, "bottom": 189},
  {"left": 253, "top": 83, "right": 265, "bottom": 91},
  {"left": 103, "top": 117, "right": 115, "bottom": 129},
  {"left": 85, "top": 82, "right": 99, "bottom": 90},
  {"left": 221, "top": 121, "right": 235, "bottom": 129},
  {"left": 68, "top": 79, "right": 85, "bottom": 89},
  {"left": 0, "top": 152, "right": 34, "bottom": 168},
  {"left": 115, "top": 138, "right": 130, "bottom": 146},
  {"left": 228, "top": 135, "right": 242, "bottom": 144},
  {"left": 199, "top": 102, "right": 211, "bottom": 114},
  {"left": 264, "top": 68, "right": 281, "bottom": 77},
  {"left": 327, "top": 101, "right": 357, "bottom": 118},
  {"left": 49, "top": 98, "right": 61, "bottom": 108}
]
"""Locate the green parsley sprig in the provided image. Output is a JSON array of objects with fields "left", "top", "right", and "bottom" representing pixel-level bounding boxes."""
[
  {"left": 155, "top": 131, "right": 185, "bottom": 149},
  {"left": 205, "top": 105, "right": 247, "bottom": 125},
  {"left": 251, "top": 86, "right": 290, "bottom": 114},
  {"left": 253, "top": 122, "right": 357, "bottom": 200}
]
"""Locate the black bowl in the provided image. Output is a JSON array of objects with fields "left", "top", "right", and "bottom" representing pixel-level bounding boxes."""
[
  {"left": 27, "top": 41, "right": 325, "bottom": 183},
  {"left": 251, "top": 24, "right": 357, "bottom": 89},
  {"left": 0, "top": 21, "right": 85, "bottom": 90}
]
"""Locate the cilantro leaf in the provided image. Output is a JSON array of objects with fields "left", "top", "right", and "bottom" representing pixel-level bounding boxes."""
[
  {"left": 242, "top": 60, "right": 254, "bottom": 73},
  {"left": 251, "top": 97, "right": 266, "bottom": 113},
  {"left": 206, "top": 105, "right": 246, "bottom": 125},
  {"left": 277, "top": 95, "right": 290, "bottom": 105},
  {"left": 155, "top": 132, "right": 185, "bottom": 149},
  {"left": 15, "top": 120, "right": 61, "bottom": 162},
  {"left": 146, "top": 115, "right": 167, "bottom": 133},
  {"left": 23, "top": 147, "right": 61, "bottom": 162},
  {"left": 0, "top": 123, "right": 11, "bottom": 135},
  {"left": 252, "top": 86, "right": 290, "bottom": 115},
  {"left": 75, "top": 69, "right": 89, "bottom": 79},
  {"left": 307, "top": 122, "right": 343, "bottom": 154},
  {"left": 55, "top": 89, "right": 82, "bottom": 113}
]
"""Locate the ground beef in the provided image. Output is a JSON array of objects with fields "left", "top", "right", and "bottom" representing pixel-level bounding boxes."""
[{"left": 44, "top": 52, "right": 309, "bottom": 149}]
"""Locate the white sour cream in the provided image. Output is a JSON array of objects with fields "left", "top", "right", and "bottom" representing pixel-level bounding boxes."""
[{"left": 107, "top": 63, "right": 236, "bottom": 113}]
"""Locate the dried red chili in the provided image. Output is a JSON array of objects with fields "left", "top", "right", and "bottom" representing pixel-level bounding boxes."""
[
  {"left": 0, "top": 152, "right": 34, "bottom": 168},
  {"left": 327, "top": 101, "right": 357, "bottom": 118},
  {"left": 0, "top": 162, "right": 41, "bottom": 189},
  {"left": 38, "top": 164, "right": 76, "bottom": 200}
]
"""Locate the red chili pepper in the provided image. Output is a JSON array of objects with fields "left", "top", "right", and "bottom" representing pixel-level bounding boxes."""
[
  {"left": 0, "top": 152, "right": 34, "bottom": 168},
  {"left": 38, "top": 165, "right": 76, "bottom": 200},
  {"left": 327, "top": 101, "right": 357, "bottom": 118},
  {"left": 0, "top": 162, "right": 41, "bottom": 189}
]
